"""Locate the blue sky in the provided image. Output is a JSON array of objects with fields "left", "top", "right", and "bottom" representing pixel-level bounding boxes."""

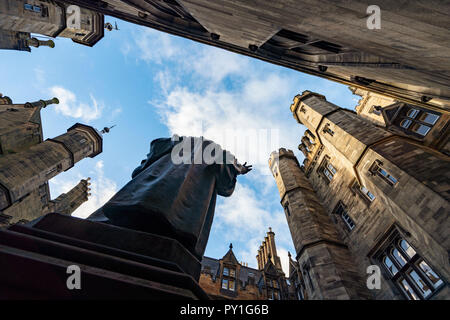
[{"left": 0, "top": 19, "right": 359, "bottom": 274}]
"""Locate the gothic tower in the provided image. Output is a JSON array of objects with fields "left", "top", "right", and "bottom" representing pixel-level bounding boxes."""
[
  {"left": 269, "top": 148, "right": 371, "bottom": 299},
  {"left": 278, "top": 90, "right": 449, "bottom": 300},
  {"left": 0, "top": 95, "right": 105, "bottom": 226}
]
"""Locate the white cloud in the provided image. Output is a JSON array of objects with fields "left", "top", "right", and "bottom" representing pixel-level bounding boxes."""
[
  {"left": 158, "top": 80, "right": 302, "bottom": 176},
  {"left": 34, "top": 67, "right": 45, "bottom": 85},
  {"left": 192, "top": 46, "right": 249, "bottom": 83},
  {"left": 49, "top": 160, "right": 118, "bottom": 219},
  {"left": 213, "top": 183, "right": 294, "bottom": 272},
  {"left": 277, "top": 247, "right": 291, "bottom": 276},
  {"left": 133, "top": 28, "right": 178, "bottom": 64},
  {"left": 154, "top": 70, "right": 174, "bottom": 95},
  {"left": 49, "top": 86, "right": 103, "bottom": 122}
]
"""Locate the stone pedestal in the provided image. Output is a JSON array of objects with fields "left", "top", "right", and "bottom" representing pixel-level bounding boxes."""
[{"left": 0, "top": 213, "right": 209, "bottom": 299}]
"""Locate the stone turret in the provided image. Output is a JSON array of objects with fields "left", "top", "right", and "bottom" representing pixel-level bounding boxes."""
[
  {"left": 269, "top": 148, "right": 371, "bottom": 299},
  {"left": 47, "top": 178, "right": 91, "bottom": 215},
  {"left": 0, "top": 122, "right": 102, "bottom": 209},
  {"left": 0, "top": 95, "right": 104, "bottom": 226}
]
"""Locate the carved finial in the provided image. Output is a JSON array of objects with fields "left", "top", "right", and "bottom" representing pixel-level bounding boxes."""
[
  {"left": 269, "top": 227, "right": 272, "bottom": 232},
  {"left": 25, "top": 97, "right": 59, "bottom": 108},
  {"left": 288, "top": 251, "right": 291, "bottom": 258},
  {"left": 229, "top": 243, "right": 233, "bottom": 249},
  {"left": 27, "top": 37, "right": 55, "bottom": 48},
  {"left": 101, "top": 125, "right": 116, "bottom": 134}
]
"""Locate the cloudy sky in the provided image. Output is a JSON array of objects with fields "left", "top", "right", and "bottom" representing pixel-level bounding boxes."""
[{"left": 0, "top": 19, "right": 359, "bottom": 274}]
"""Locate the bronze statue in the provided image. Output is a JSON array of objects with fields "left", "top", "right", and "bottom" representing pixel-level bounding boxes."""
[{"left": 88, "top": 135, "right": 251, "bottom": 259}]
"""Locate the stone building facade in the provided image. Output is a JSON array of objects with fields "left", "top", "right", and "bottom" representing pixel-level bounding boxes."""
[
  {"left": 0, "top": 0, "right": 104, "bottom": 52},
  {"left": 199, "top": 229, "right": 294, "bottom": 300},
  {"left": 269, "top": 90, "right": 449, "bottom": 300},
  {"left": 60, "top": 0, "right": 449, "bottom": 112},
  {"left": 0, "top": 94, "right": 105, "bottom": 227}
]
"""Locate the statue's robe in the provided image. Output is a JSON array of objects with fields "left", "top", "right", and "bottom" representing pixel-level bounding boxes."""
[{"left": 88, "top": 136, "right": 239, "bottom": 259}]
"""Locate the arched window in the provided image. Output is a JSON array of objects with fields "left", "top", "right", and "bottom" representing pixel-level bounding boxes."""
[
  {"left": 399, "top": 239, "right": 416, "bottom": 258},
  {"left": 400, "top": 119, "right": 412, "bottom": 129},
  {"left": 376, "top": 233, "right": 444, "bottom": 300},
  {"left": 382, "top": 255, "right": 398, "bottom": 276},
  {"left": 418, "top": 261, "right": 444, "bottom": 289},
  {"left": 391, "top": 248, "right": 407, "bottom": 266}
]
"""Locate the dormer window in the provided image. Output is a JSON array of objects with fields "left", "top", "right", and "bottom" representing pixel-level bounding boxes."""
[
  {"left": 221, "top": 266, "right": 236, "bottom": 292},
  {"left": 393, "top": 105, "right": 440, "bottom": 137}
]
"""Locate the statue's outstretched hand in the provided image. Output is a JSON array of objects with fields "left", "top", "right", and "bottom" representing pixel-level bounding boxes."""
[{"left": 234, "top": 159, "right": 252, "bottom": 175}]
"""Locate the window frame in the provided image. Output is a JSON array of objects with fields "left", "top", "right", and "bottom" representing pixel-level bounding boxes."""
[
  {"left": 283, "top": 201, "right": 291, "bottom": 217},
  {"left": 370, "top": 161, "right": 398, "bottom": 187},
  {"left": 333, "top": 201, "right": 355, "bottom": 231},
  {"left": 265, "top": 277, "right": 281, "bottom": 300},
  {"left": 322, "top": 123, "right": 335, "bottom": 136},
  {"left": 351, "top": 180, "right": 376, "bottom": 204},
  {"left": 393, "top": 104, "right": 441, "bottom": 138},
  {"left": 373, "top": 230, "right": 445, "bottom": 300},
  {"left": 221, "top": 265, "right": 236, "bottom": 292},
  {"left": 318, "top": 156, "right": 337, "bottom": 183}
]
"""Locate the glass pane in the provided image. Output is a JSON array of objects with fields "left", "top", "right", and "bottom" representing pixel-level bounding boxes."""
[
  {"left": 24, "top": 3, "right": 33, "bottom": 10},
  {"left": 327, "top": 163, "right": 337, "bottom": 174},
  {"left": 273, "top": 280, "right": 278, "bottom": 288},
  {"left": 388, "top": 174, "right": 397, "bottom": 185},
  {"left": 406, "top": 109, "right": 419, "bottom": 118},
  {"left": 274, "top": 291, "right": 279, "bottom": 300},
  {"left": 229, "top": 280, "right": 235, "bottom": 291},
  {"left": 419, "top": 113, "right": 439, "bottom": 125},
  {"left": 222, "top": 279, "right": 228, "bottom": 289},
  {"left": 361, "top": 186, "right": 375, "bottom": 201},
  {"left": 379, "top": 168, "right": 388, "bottom": 177},
  {"left": 324, "top": 169, "right": 333, "bottom": 181},
  {"left": 399, "top": 239, "right": 416, "bottom": 258},
  {"left": 408, "top": 270, "right": 431, "bottom": 298},
  {"left": 399, "top": 278, "right": 420, "bottom": 300},
  {"left": 229, "top": 269, "right": 235, "bottom": 277},
  {"left": 392, "top": 248, "right": 407, "bottom": 266},
  {"left": 412, "top": 124, "right": 431, "bottom": 136},
  {"left": 223, "top": 267, "right": 229, "bottom": 276},
  {"left": 33, "top": 6, "right": 41, "bottom": 12},
  {"left": 341, "top": 212, "right": 355, "bottom": 230},
  {"left": 418, "top": 261, "right": 444, "bottom": 289},
  {"left": 383, "top": 256, "right": 398, "bottom": 275},
  {"left": 366, "top": 191, "right": 376, "bottom": 201},
  {"left": 400, "top": 119, "right": 412, "bottom": 128}
]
